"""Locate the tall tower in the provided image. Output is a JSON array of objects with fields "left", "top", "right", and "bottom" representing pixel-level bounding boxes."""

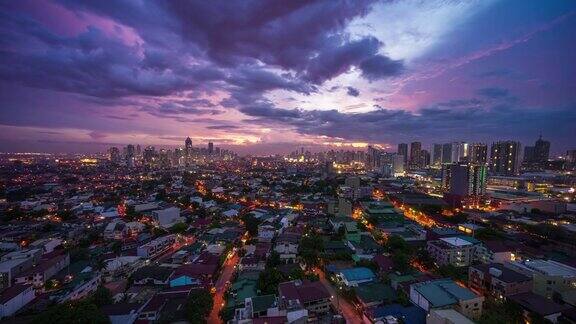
[
  {"left": 410, "top": 142, "right": 422, "bottom": 169},
  {"left": 208, "top": 142, "right": 214, "bottom": 155},
  {"left": 490, "top": 141, "right": 521, "bottom": 175},
  {"left": 397, "top": 143, "right": 408, "bottom": 165}
]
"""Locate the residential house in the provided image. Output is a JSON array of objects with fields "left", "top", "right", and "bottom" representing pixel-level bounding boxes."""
[
  {"left": 509, "top": 292, "right": 571, "bottom": 324},
  {"left": 132, "top": 266, "right": 174, "bottom": 286},
  {"left": 278, "top": 280, "right": 331, "bottom": 315}
]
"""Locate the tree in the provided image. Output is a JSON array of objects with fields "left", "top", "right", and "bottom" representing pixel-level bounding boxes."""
[
  {"left": 299, "top": 233, "right": 324, "bottom": 267},
  {"left": 266, "top": 251, "right": 281, "bottom": 268},
  {"left": 90, "top": 286, "right": 113, "bottom": 307},
  {"left": 479, "top": 299, "right": 523, "bottom": 324},
  {"left": 32, "top": 301, "right": 110, "bottom": 324},
  {"left": 170, "top": 222, "right": 188, "bottom": 234},
  {"left": 185, "top": 289, "right": 214, "bottom": 324},
  {"left": 392, "top": 252, "right": 410, "bottom": 273},
  {"left": 241, "top": 213, "right": 261, "bottom": 236},
  {"left": 258, "top": 268, "right": 285, "bottom": 295},
  {"left": 386, "top": 235, "right": 410, "bottom": 254}
]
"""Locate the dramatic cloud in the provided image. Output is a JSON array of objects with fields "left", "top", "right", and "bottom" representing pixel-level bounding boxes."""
[{"left": 0, "top": 0, "right": 575, "bottom": 153}]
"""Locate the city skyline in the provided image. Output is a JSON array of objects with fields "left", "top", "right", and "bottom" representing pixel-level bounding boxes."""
[{"left": 1, "top": 1, "right": 575, "bottom": 155}]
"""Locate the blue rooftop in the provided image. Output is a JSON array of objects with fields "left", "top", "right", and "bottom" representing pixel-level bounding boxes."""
[
  {"left": 339, "top": 267, "right": 376, "bottom": 282},
  {"left": 413, "top": 279, "right": 478, "bottom": 308}
]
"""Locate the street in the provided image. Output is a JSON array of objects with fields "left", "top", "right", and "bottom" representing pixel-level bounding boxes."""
[
  {"left": 208, "top": 252, "right": 239, "bottom": 324},
  {"left": 316, "top": 268, "right": 366, "bottom": 324}
]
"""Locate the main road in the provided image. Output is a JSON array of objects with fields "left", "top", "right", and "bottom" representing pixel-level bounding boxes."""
[
  {"left": 208, "top": 252, "right": 239, "bottom": 324},
  {"left": 315, "top": 268, "right": 365, "bottom": 324}
]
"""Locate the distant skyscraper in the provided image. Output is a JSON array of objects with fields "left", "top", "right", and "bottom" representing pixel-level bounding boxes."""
[
  {"left": 397, "top": 143, "right": 408, "bottom": 165},
  {"left": 534, "top": 135, "right": 550, "bottom": 163},
  {"left": 421, "top": 150, "right": 430, "bottom": 168},
  {"left": 567, "top": 150, "right": 576, "bottom": 168},
  {"left": 442, "top": 163, "right": 487, "bottom": 201},
  {"left": 185, "top": 137, "right": 192, "bottom": 152},
  {"left": 208, "top": 142, "right": 214, "bottom": 155},
  {"left": 410, "top": 142, "right": 422, "bottom": 169},
  {"left": 469, "top": 143, "right": 488, "bottom": 164},
  {"left": 490, "top": 141, "right": 521, "bottom": 175},
  {"left": 450, "top": 142, "right": 469, "bottom": 163},
  {"left": 392, "top": 154, "right": 405, "bottom": 175},
  {"left": 523, "top": 146, "right": 535, "bottom": 163},
  {"left": 442, "top": 143, "right": 453, "bottom": 164},
  {"left": 432, "top": 144, "right": 443, "bottom": 166},
  {"left": 108, "top": 147, "right": 120, "bottom": 164},
  {"left": 126, "top": 144, "right": 135, "bottom": 167}
]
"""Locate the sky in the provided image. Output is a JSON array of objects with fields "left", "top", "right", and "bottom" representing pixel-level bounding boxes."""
[{"left": 0, "top": 0, "right": 575, "bottom": 155}]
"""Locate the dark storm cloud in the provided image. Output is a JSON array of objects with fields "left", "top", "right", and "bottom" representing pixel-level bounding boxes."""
[
  {"left": 241, "top": 100, "right": 576, "bottom": 144},
  {"left": 359, "top": 55, "right": 404, "bottom": 81},
  {"left": 346, "top": 87, "right": 360, "bottom": 97}
]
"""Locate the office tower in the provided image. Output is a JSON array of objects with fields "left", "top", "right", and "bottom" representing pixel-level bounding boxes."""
[
  {"left": 143, "top": 146, "right": 156, "bottom": 166},
  {"left": 208, "top": 142, "right": 214, "bottom": 155},
  {"left": 523, "top": 146, "right": 535, "bottom": 163},
  {"left": 421, "top": 150, "right": 430, "bottom": 168},
  {"left": 442, "top": 163, "right": 487, "bottom": 200},
  {"left": 410, "top": 142, "right": 422, "bottom": 169},
  {"left": 392, "top": 154, "right": 405, "bottom": 175},
  {"left": 469, "top": 143, "right": 488, "bottom": 164},
  {"left": 108, "top": 147, "right": 121, "bottom": 164},
  {"left": 126, "top": 144, "right": 135, "bottom": 167},
  {"left": 567, "top": 150, "right": 576, "bottom": 169},
  {"left": 432, "top": 144, "right": 443, "bottom": 166},
  {"left": 490, "top": 141, "right": 521, "bottom": 175},
  {"left": 367, "top": 145, "right": 379, "bottom": 170},
  {"left": 185, "top": 137, "right": 193, "bottom": 155},
  {"left": 450, "top": 142, "right": 469, "bottom": 163},
  {"left": 442, "top": 143, "right": 453, "bottom": 164},
  {"left": 136, "top": 144, "right": 141, "bottom": 157},
  {"left": 533, "top": 135, "right": 550, "bottom": 163},
  {"left": 397, "top": 143, "right": 408, "bottom": 165}
]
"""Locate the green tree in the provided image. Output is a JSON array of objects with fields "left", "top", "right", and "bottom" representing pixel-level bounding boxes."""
[
  {"left": 258, "top": 268, "right": 285, "bottom": 295},
  {"left": 299, "top": 233, "right": 324, "bottom": 267},
  {"left": 170, "top": 222, "right": 188, "bottom": 234},
  {"left": 90, "top": 286, "right": 113, "bottom": 307},
  {"left": 185, "top": 289, "right": 214, "bottom": 324},
  {"left": 392, "top": 252, "right": 410, "bottom": 273},
  {"left": 241, "top": 214, "right": 261, "bottom": 236}
]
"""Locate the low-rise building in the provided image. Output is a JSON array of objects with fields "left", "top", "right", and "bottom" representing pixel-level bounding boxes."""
[
  {"left": 337, "top": 267, "right": 376, "bottom": 287},
  {"left": 136, "top": 235, "right": 176, "bottom": 259},
  {"left": 426, "top": 236, "right": 479, "bottom": 267},
  {"left": 505, "top": 259, "right": 576, "bottom": 298},
  {"left": 278, "top": 280, "right": 331, "bottom": 316},
  {"left": 409, "top": 279, "right": 484, "bottom": 320},
  {"left": 468, "top": 263, "right": 532, "bottom": 298},
  {"left": 0, "top": 284, "right": 35, "bottom": 319}
]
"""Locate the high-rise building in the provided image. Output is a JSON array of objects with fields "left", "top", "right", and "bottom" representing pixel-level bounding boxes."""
[
  {"left": 523, "top": 146, "right": 535, "bottom": 163},
  {"left": 143, "top": 146, "right": 156, "bottom": 166},
  {"left": 398, "top": 143, "right": 408, "bottom": 165},
  {"left": 421, "top": 150, "right": 431, "bottom": 168},
  {"left": 533, "top": 135, "right": 550, "bottom": 163},
  {"left": 469, "top": 143, "right": 488, "bottom": 164},
  {"left": 567, "top": 150, "right": 576, "bottom": 169},
  {"left": 432, "top": 144, "right": 443, "bottom": 166},
  {"left": 410, "top": 142, "right": 422, "bottom": 169},
  {"left": 185, "top": 137, "right": 193, "bottom": 154},
  {"left": 442, "top": 163, "right": 487, "bottom": 201},
  {"left": 442, "top": 143, "right": 453, "bottom": 164},
  {"left": 450, "top": 142, "right": 469, "bottom": 163},
  {"left": 126, "top": 144, "right": 135, "bottom": 167},
  {"left": 208, "top": 142, "right": 214, "bottom": 155},
  {"left": 108, "top": 147, "right": 121, "bottom": 164},
  {"left": 392, "top": 154, "right": 405, "bottom": 175},
  {"left": 490, "top": 141, "right": 521, "bottom": 175}
]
